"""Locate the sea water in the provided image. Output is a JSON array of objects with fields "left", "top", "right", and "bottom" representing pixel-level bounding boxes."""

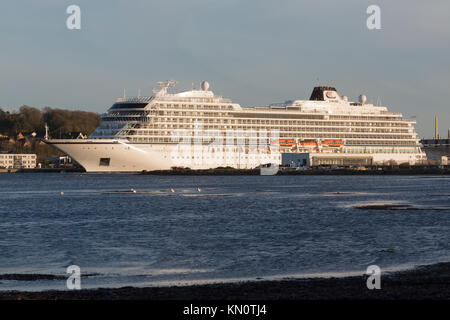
[{"left": 0, "top": 173, "right": 449, "bottom": 291}]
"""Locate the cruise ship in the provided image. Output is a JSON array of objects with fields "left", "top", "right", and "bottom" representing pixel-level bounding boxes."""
[{"left": 45, "top": 80, "right": 426, "bottom": 172}]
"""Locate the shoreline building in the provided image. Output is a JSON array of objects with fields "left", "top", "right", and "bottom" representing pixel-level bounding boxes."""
[{"left": 0, "top": 153, "right": 37, "bottom": 169}]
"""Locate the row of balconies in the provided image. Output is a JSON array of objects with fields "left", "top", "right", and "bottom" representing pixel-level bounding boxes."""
[{"left": 146, "top": 117, "right": 411, "bottom": 128}]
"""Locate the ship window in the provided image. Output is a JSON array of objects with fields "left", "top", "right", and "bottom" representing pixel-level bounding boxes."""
[
  {"left": 99, "top": 158, "right": 110, "bottom": 166},
  {"left": 109, "top": 103, "right": 148, "bottom": 110}
]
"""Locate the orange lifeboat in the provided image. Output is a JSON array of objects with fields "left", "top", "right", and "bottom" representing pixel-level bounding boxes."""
[
  {"left": 322, "top": 139, "right": 344, "bottom": 147},
  {"left": 300, "top": 140, "right": 318, "bottom": 147},
  {"left": 279, "top": 139, "right": 296, "bottom": 146}
]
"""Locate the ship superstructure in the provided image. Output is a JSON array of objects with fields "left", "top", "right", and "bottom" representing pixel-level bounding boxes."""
[{"left": 45, "top": 81, "right": 426, "bottom": 172}]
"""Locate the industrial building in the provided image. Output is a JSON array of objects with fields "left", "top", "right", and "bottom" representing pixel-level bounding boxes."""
[
  {"left": 282, "top": 152, "right": 373, "bottom": 168},
  {"left": 420, "top": 116, "right": 450, "bottom": 160}
]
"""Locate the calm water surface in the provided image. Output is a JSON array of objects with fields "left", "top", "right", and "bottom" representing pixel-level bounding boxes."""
[{"left": 0, "top": 173, "right": 449, "bottom": 291}]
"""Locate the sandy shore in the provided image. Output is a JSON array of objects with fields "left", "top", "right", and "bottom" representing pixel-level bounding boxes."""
[{"left": 1, "top": 262, "right": 449, "bottom": 300}]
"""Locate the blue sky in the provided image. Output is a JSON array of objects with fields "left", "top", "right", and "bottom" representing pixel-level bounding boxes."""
[{"left": 0, "top": 0, "right": 449, "bottom": 137}]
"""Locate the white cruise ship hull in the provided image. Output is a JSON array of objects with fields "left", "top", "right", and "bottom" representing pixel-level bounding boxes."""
[
  {"left": 47, "top": 139, "right": 170, "bottom": 172},
  {"left": 46, "top": 139, "right": 280, "bottom": 172},
  {"left": 46, "top": 139, "right": 423, "bottom": 172}
]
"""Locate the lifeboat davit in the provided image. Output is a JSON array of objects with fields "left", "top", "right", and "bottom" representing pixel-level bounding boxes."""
[
  {"left": 279, "top": 139, "right": 296, "bottom": 146},
  {"left": 322, "top": 139, "right": 344, "bottom": 147}
]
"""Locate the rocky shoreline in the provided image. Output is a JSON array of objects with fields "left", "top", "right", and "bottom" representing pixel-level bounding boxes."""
[
  {"left": 3, "top": 166, "right": 448, "bottom": 175},
  {"left": 1, "top": 262, "right": 449, "bottom": 300},
  {"left": 140, "top": 167, "right": 450, "bottom": 175}
]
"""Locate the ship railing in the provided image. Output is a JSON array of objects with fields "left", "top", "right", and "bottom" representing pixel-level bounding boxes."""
[
  {"left": 102, "top": 113, "right": 144, "bottom": 117},
  {"left": 379, "top": 111, "right": 402, "bottom": 115},
  {"left": 154, "top": 96, "right": 232, "bottom": 103},
  {"left": 115, "top": 123, "right": 136, "bottom": 137},
  {"left": 116, "top": 96, "right": 154, "bottom": 103}
]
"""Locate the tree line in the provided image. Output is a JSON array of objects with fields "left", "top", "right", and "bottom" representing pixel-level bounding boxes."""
[
  {"left": 0, "top": 105, "right": 100, "bottom": 163},
  {"left": 0, "top": 106, "right": 100, "bottom": 137}
]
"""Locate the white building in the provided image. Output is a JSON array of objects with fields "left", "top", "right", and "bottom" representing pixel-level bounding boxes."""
[{"left": 0, "top": 153, "right": 37, "bottom": 169}]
